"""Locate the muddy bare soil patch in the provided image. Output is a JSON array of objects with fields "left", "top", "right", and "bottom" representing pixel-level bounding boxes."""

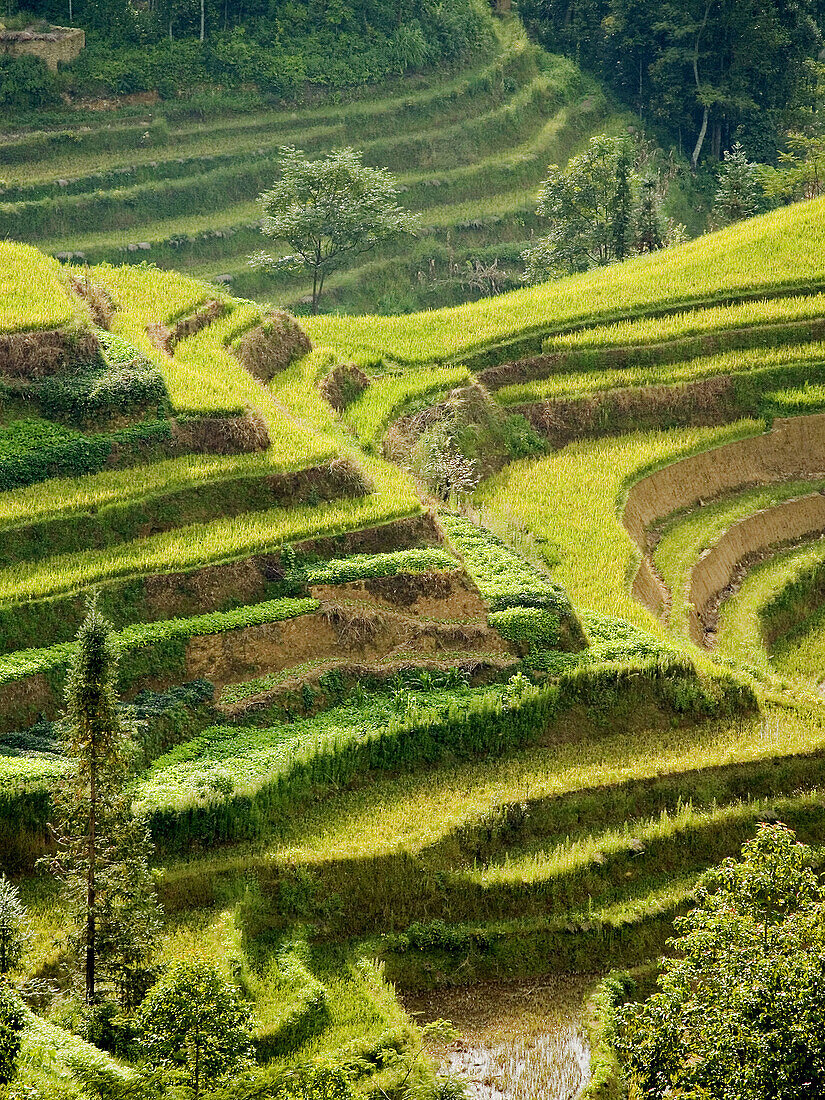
[{"left": 404, "top": 976, "right": 594, "bottom": 1100}]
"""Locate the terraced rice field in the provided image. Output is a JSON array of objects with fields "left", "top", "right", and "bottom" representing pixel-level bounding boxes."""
[
  {"left": 7, "top": 189, "right": 825, "bottom": 1096},
  {"left": 1, "top": 21, "right": 621, "bottom": 314}
]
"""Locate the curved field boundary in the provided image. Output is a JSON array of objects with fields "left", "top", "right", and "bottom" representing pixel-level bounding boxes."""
[
  {"left": 688, "top": 493, "right": 825, "bottom": 645},
  {"left": 624, "top": 414, "right": 825, "bottom": 617},
  {"left": 481, "top": 313, "right": 825, "bottom": 391}
]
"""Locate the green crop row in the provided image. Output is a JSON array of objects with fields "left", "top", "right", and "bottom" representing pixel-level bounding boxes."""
[
  {"left": 345, "top": 366, "right": 471, "bottom": 445},
  {"left": 542, "top": 292, "right": 825, "bottom": 355},
  {"left": 2, "top": 69, "right": 574, "bottom": 245},
  {"left": 439, "top": 513, "right": 585, "bottom": 652},
  {"left": 306, "top": 198, "right": 825, "bottom": 368},
  {"left": 495, "top": 339, "right": 825, "bottom": 408},
  {"left": 302, "top": 548, "right": 458, "bottom": 586},
  {"left": 138, "top": 656, "right": 748, "bottom": 851},
  {"left": 0, "top": 416, "right": 180, "bottom": 492},
  {"left": 653, "top": 479, "right": 825, "bottom": 641}
]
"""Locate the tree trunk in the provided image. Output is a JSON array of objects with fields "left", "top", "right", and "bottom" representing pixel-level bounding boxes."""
[
  {"left": 692, "top": 105, "right": 709, "bottom": 169},
  {"left": 200, "top": 0, "right": 205, "bottom": 42},
  {"left": 690, "top": 0, "right": 714, "bottom": 170},
  {"left": 86, "top": 757, "right": 97, "bottom": 1004}
]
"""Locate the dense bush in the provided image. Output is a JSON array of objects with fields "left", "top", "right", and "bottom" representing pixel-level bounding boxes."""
[
  {"left": 51, "top": 0, "right": 493, "bottom": 102},
  {"left": 0, "top": 417, "right": 175, "bottom": 491},
  {"left": 0, "top": 55, "right": 58, "bottom": 110}
]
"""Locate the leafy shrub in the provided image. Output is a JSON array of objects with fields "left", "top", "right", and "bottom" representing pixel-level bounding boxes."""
[
  {"left": 0, "top": 55, "right": 58, "bottom": 110},
  {"left": 488, "top": 606, "right": 560, "bottom": 651}
]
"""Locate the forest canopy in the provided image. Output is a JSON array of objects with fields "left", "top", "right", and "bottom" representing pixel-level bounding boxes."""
[{"left": 518, "top": 0, "right": 824, "bottom": 163}]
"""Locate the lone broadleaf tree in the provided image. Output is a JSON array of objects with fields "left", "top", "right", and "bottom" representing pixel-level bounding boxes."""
[
  {"left": 137, "top": 961, "right": 253, "bottom": 1097},
  {"left": 614, "top": 823, "right": 825, "bottom": 1097},
  {"left": 252, "top": 145, "right": 419, "bottom": 313}
]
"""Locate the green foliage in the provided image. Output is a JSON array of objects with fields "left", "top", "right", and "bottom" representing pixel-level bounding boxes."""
[
  {"left": 0, "top": 876, "right": 27, "bottom": 976},
  {"left": 302, "top": 548, "right": 457, "bottom": 587},
  {"left": 518, "top": 0, "right": 821, "bottom": 163},
  {"left": 253, "top": 146, "right": 420, "bottom": 312},
  {"left": 714, "top": 141, "right": 764, "bottom": 225},
  {"left": 613, "top": 824, "right": 825, "bottom": 1099},
  {"left": 0, "top": 417, "right": 179, "bottom": 492},
  {"left": 137, "top": 960, "right": 253, "bottom": 1097},
  {"left": 523, "top": 134, "right": 652, "bottom": 279},
  {"left": 48, "top": 604, "right": 161, "bottom": 1006},
  {"left": 488, "top": 606, "right": 560, "bottom": 652},
  {"left": 0, "top": 985, "right": 24, "bottom": 1086},
  {"left": 0, "top": 54, "right": 58, "bottom": 110}
]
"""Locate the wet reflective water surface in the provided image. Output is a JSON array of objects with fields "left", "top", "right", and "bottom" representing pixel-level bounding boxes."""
[{"left": 403, "top": 976, "right": 595, "bottom": 1100}]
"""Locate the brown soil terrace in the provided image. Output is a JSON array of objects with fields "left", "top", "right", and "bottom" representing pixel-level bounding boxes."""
[
  {"left": 623, "top": 413, "right": 825, "bottom": 639},
  {"left": 516, "top": 374, "right": 739, "bottom": 449},
  {"left": 688, "top": 493, "right": 825, "bottom": 646}
]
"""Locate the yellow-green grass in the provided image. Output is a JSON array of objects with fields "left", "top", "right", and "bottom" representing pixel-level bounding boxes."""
[
  {"left": 772, "top": 605, "right": 825, "bottom": 683},
  {"left": 0, "top": 451, "right": 324, "bottom": 532},
  {"left": 654, "top": 480, "right": 825, "bottom": 637},
  {"left": 474, "top": 420, "right": 762, "bottom": 629},
  {"left": 495, "top": 341, "right": 825, "bottom": 406},
  {"left": 345, "top": 366, "right": 472, "bottom": 444},
  {"left": 15, "top": 1012, "right": 134, "bottom": 1099},
  {"left": 0, "top": 455, "right": 420, "bottom": 610},
  {"left": 159, "top": 708, "right": 824, "bottom": 873},
  {"left": 0, "top": 241, "right": 81, "bottom": 332},
  {"left": 92, "top": 262, "right": 335, "bottom": 463},
  {"left": 155, "top": 908, "right": 415, "bottom": 1082},
  {"left": 306, "top": 198, "right": 825, "bottom": 367},
  {"left": 542, "top": 292, "right": 825, "bottom": 352},
  {"left": 5, "top": 27, "right": 526, "bottom": 187},
  {"left": 717, "top": 539, "right": 825, "bottom": 673},
  {"left": 468, "top": 793, "right": 820, "bottom": 888}
]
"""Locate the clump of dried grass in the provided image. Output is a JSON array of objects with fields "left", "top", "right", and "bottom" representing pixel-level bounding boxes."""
[
  {"left": 171, "top": 412, "right": 271, "bottom": 454},
  {"left": 235, "top": 310, "right": 312, "bottom": 382},
  {"left": 319, "top": 363, "right": 370, "bottom": 411}
]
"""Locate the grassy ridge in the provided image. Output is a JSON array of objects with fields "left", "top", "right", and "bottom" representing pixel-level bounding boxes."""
[{"left": 307, "top": 198, "right": 825, "bottom": 366}]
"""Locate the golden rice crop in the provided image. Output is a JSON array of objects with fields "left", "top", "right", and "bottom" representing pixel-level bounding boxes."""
[
  {"left": 305, "top": 198, "right": 825, "bottom": 366},
  {"left": 0, "top": 242, "right": 82, "bottom": 333},
  {"left": 474, "top": 420, "right": 762, "bottom": 628}
]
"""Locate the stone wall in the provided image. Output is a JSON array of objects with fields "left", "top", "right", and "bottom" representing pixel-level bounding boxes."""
[{"left": 0, "top": 26, "right": 85, "bottom": 71}]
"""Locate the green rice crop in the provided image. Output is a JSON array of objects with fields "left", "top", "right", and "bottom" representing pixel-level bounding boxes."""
[
  {"left": 717, "top": 539, "right": 825, "bottom": 672},
  {"left": 305, "top": 198, "right": 825, "bottom": 367},
  {"left": 0, "top": 455, "right": 420, "bottom": 610},
  {"left": 0, "top": 241, "right": 81, "bottom": 333},
  {"left": 258, "top": 708, "right": 820, "bottom": 866},
  {"left": 475, "top": 421, "right": 762, "bottom": 627},
  {"left": 495, "top": 341, "right": 825, "bottom": 407},
  {"left": 542, "top": 292, "right": 825, "bottom": 352},
  {"left": 345, "top": 366, "right": 471, "bottom": 444}
]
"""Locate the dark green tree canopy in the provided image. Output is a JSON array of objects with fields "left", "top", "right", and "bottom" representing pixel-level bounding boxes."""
[
  {"left": 518, "top": 0, "right": 822, "bottom": 163},
  {"left": 613, "top": 823, "right": 825, "bottom": 1099},
  {"left": 522, "top": 134, "right": 671, "bottom": 281},
  {"left": 0, "top": 984, "right": 24, "bottom": 1087}
]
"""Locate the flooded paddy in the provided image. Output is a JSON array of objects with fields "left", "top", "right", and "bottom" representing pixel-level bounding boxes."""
[{"left": 403, "top": 975, "right": 595, "bottom": 1100}]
